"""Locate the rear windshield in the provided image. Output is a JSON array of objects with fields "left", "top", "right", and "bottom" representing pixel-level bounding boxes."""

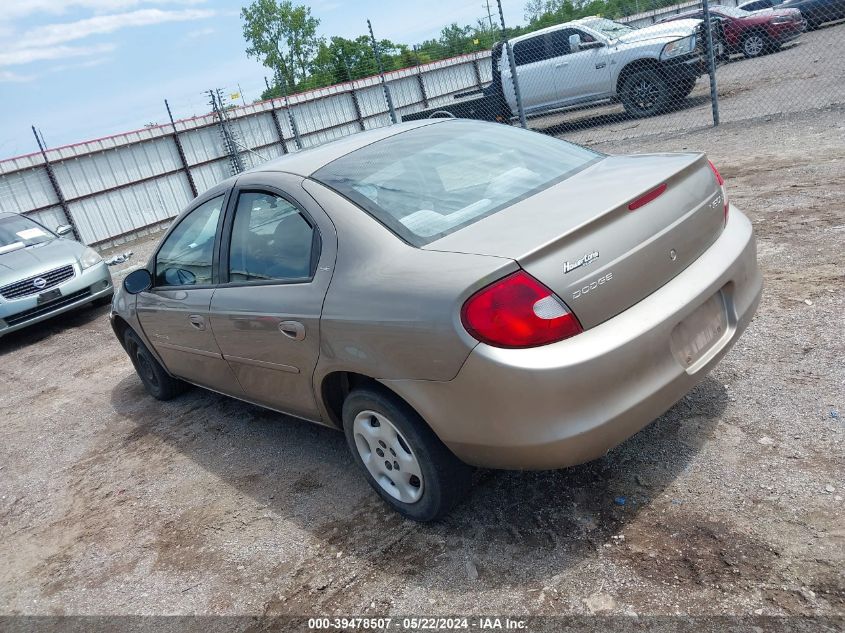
[{"left": 312, "top": 121, "right": 602, "bottom": 246}]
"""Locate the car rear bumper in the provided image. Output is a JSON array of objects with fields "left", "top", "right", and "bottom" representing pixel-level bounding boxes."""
[
  {"left": 383, "top": 207, "right": 762, "bottom": 470},
  {"left": 0, "top": 262, "right": 113, "bottom": 337},
  {"left": 771, "top": 22, "right": 805, "bottom": 42}
]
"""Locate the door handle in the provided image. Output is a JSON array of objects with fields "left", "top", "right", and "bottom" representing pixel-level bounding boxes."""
[
  {"left": 188, "top": 314, "right": 206, "bottom": 331},
  {"left": 278, "top": 320, "right": 306, "bottom": 341}
]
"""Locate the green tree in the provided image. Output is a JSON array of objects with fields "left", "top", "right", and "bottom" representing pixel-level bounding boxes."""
[{"left": 241, "top": 0, "right": 322, "bottom": 88}]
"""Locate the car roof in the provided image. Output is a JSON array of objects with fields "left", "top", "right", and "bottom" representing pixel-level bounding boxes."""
[
  {"left": 506, "top": 17, "right": 602, "bottom": 45},
  {"left": 250, "top": 119, "right": 444, "bottom": 178}
]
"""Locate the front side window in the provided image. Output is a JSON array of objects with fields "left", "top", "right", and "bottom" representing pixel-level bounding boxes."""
[
  {"left": 549, "top": 28, "right": 597, "bottom": 57},
  {"left": 513, "top": 35, "right": 548, "bottom": 66},
  {"left": 228, "top": 191, "right": 315, "bottom": 283},
  {"left": 155, "top": 196, "right": 223, "bottom": 287},
  {"left": 313, "top": 121, "right": 602, "bottom": 246}
]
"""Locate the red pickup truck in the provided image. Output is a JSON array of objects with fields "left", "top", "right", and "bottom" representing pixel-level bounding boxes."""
[{"left": 661, "top": 5, "right": 805, "bottom": 58}]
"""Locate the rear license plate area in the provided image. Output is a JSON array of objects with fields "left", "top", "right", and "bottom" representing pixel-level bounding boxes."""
[
  {"left": 670, "top": 291, "right": 728, "bottom": 371},
  {"left": 37, "top": 288, "right": 62, "bottom": 305}
]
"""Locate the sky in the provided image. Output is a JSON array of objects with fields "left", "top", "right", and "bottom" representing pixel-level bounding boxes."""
[{"left": 0, "top": 0, "right": 525, "bottom": 160}]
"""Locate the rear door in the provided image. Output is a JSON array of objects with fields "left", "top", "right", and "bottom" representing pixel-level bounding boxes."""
[
  {"left": 548, "top": 28, "right": 612, "bottom": 103},
  {"left": 136, "top": 193, "right": 244, "bottom": 396},
  {"left": 502, "top": 33, "right": 558, "bottom": 112},
  {"left": 208, "top": 172, "right": 337, "bottom": 421}
]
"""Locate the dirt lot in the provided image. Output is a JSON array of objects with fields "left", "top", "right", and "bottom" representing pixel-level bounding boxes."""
[{"left": 1, "top": 68, "right": 844, "bottom": 631}]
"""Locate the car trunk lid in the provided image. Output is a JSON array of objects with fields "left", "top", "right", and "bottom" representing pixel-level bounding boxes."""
[{"left": 425, "top": 153, "right": 725, "bottom": 329}]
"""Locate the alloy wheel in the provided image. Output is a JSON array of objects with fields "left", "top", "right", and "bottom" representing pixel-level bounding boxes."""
[
  {"left": 352, "top": 410, "right": 424, "bottom": 504},
  {"left": 632, "top": 79, "right": 659, "bottom": 110},
  {"left": 744, "top": 34, "right": 765, "bottom": 57}
]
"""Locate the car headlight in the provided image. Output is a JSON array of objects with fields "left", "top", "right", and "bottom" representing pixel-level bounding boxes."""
[
  {"left": 79, "top": 247, "right": 103, "bottom": 269},
  {"left": 661, "top": 35, "right": 696, "bottom": 60}
]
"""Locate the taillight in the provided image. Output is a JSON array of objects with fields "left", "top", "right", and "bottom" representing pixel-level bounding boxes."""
[
  {"left": 461, "top": 271, "right": 583, "bottom": 348},
  {"left": 708, "top": 159, "right": 729, "bottom": 225}
]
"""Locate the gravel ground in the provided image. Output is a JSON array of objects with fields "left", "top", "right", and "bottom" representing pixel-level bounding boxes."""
[{"left": 1, "top": 85, "right": 843, "bottom": 628}]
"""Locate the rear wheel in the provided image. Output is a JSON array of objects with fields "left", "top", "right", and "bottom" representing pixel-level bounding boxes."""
[
  {"left": 123, "top": 329, "right": 187, "bottom": 400},
  {"left": 342, "top": 387, "right": 472, "bottom": 522},
  {"left": 741, "top": 31, "right": 768, "bottom": 58},
  {"left": 620, "top": 68, "right": 672, "bottom": 118}
]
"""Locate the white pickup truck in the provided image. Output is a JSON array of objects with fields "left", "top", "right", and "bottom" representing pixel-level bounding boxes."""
[
  {"left": 405, "top": 16, "right": 708, "bottom": 123},
  {"left": 502, "top": 16, "right": 707, "bottom": 118}
]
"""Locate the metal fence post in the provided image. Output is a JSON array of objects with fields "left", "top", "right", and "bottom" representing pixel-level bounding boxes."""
[
  {"left": 31, "top": 126, "right": 81, "bottom": 241},
  {"left": 343, "top": 56, "right": 366, "bottom": 131},
  {"left": 277, "top": 72, "right": 303, "bottom": 150},
  {"left": 265, "top": 77, "right": 289, "bottom": 154},
  {"left": 165, "top": 100, "right": 198, "bottom": 198},
  {"left": 701, "top": 0, "right": 721, "bottom": 127},
  {"left": 473, "top": 57, "right": 484, "bottom": 90},
  {"left": 367, "top": 19, "right": 398, "bottom": 124},
  {"left": 413, "top": 46, "right": 429, "bottom": 109},
  {"left": 497, "top": 0, "right": 527, "bottom": 128}
]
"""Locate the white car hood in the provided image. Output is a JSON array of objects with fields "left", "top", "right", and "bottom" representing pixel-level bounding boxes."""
[{"left": 615, "top": 18, "right": 700, "bottom": 43}]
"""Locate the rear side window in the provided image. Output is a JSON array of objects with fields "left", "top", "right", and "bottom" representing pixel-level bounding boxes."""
[
  {"left": 312, "top": 121, "right": 601, "bottom": 246},
  {"left": 513, "top": 35, "right": 548, "bottom": 66},
  {"left": 228, "top": 191, "right": 315, "bottom": 283}
]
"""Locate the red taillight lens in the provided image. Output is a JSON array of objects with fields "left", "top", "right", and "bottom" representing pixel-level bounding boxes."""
[
  {"left": 628, "top": 182, "right": 667, "bottom": 211},
  {"left": 461, "top": 271, "right": 583, "bottom": 348},
  {"left": 708, "top": 159, "right": 729, "bottom": 225}
]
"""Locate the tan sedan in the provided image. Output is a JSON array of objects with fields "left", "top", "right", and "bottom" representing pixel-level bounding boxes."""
[{"left": 112, "top": 120, "right": 762, "bottom": 520}]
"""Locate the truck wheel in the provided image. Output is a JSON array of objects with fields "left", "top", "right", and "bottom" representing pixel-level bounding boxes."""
[
  {"left": 741, "top": 32, "right": 767, "bottom": 58},
  {"left": 620, "top": 68, "right": 672, "bottom": 118},
  {"left": 342, "top": 387, "right": 473, "bottom": 522}
]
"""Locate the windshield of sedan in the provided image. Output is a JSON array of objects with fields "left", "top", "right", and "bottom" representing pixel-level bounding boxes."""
[
  {"left": 579, "top": 18, "right": 634, "bottom": 38},
  {"left": 312, "top": 121, "right": 601, "bottom": 246},
  {"left": 0, "top": 215, "right": 55, "bottom": 255}
]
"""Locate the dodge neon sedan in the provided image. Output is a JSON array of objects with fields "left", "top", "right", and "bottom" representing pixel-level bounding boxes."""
[
  {"left": 0, "top": 212, "right": 113, "bottom": 337},
  {"left": 112, "top": 120, "right": 762, "bottom": 521}
]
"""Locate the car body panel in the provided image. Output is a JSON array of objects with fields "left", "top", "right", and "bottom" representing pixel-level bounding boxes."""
[
  {"left": 425, "top": 152, "right": 724, "bottom": 329},
  {"left": 207, "top": 172, "right": 338, "bottom": 420},
  {"left": 384, "top": 206, "right": 761, "bottom": 469}
]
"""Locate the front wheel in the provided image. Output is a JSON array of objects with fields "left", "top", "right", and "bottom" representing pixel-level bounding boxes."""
[
  {"left": 123, "top": 329, "right": 187, "bottom": 400},
  {"left": 342, "top": 388, "right": 473, "bottom": 522},
  {"left": 620, "top": 68, "right": 673, "bottom": 118}
]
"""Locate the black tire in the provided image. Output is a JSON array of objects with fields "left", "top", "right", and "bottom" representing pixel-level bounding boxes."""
[
  {"left": 620, "top": 68, "right": 673, "bottom": 118},
  {"left": 672, "top": 77, "right": 697, "bottom": 100},
  {"left": 741, "top": 31, "right": 768, "bottom": 58},
  {"left": 342, "top": 387, "right": 472, "bottom": 522},
  {"left": 123, "top": 328, "right": 187, "bottom": 400}
]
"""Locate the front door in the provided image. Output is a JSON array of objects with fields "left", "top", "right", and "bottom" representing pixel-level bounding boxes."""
[
  {"left": 548, "top": 28, "right": 612, "bottom": 104},
  {"left": 208, "top": 174, "right": 336, "bottom": 421},
  {"left": 136, "top": 194, "right": 243, "bottom": 396}
]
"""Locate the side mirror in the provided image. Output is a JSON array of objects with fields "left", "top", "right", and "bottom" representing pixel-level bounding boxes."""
[
  {"left": 55, "top": 224, "right": 73, "bottom": 236},
  {"left": 569, "top": 33, "right": 582, "bottom": 53},
  {"left": 124, "top": 269, "right": 153, "bottom": 294}
]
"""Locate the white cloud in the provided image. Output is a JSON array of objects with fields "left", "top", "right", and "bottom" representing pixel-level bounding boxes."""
[
  {"left": 0, "top": 70, "right": 36, "bottom": 83},
  {"left": 0, "top": 43, "right": 116, "bottom": 67},
  {"left": 186, "top": 26, "right": 216, "bottom": 38},
  {"left": 2, "top": 1, "right": 207, "bottom": 19},
  {"left": 18, "top": 8, "right": 216, "bottom": 48}
]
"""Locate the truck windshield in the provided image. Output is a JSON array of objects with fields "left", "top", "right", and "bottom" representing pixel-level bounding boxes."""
[
  {"left": 0, "top": 215, "right": 55, "bottom": 255},
  {"left": 312, "top": 121, "right": 602, "bottom": 246},
  {"left": 579, "top": 18, "right": 634, "bottom": 38}
]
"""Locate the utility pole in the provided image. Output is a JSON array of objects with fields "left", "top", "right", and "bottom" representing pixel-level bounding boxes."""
[
  {"left": 484, "top": 0, "right": 495, "bottom": 30},
  {"left": 165, "top": 99, "right": 198, "bottom": 198}
]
